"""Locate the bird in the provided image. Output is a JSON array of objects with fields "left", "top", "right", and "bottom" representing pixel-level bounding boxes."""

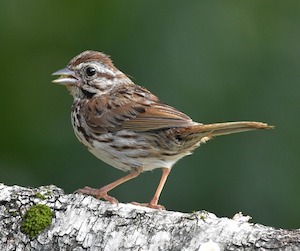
[{"left": 52, "top": 50, "right": 273, "bottom": 209}]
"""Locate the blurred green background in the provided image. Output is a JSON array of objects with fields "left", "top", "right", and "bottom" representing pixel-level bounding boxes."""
[{"left": 1, "top": 1, "right": 299, "bottom": 229}]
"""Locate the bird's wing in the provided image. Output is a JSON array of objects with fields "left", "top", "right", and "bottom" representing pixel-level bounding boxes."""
[{"left": 83, "top": 86, "right": 196, "bottom": 133}]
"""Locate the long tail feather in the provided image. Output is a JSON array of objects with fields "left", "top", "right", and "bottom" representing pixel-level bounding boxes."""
[{"left": 189, "top": 121, "right": 273, "bottom": 137}]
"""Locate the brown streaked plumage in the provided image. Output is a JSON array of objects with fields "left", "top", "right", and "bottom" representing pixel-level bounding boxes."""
[{"left": 52, "top": 50, "right": 273, "bottom": 209}]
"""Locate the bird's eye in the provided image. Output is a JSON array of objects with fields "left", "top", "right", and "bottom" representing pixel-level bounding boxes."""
[{"left": 85, "top": 67, "right": 96, "bottom": 77}]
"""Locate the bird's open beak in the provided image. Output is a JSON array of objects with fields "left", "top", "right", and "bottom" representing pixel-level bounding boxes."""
[{"left": 52, "top": 67, "right": 78, "bottom": 85}]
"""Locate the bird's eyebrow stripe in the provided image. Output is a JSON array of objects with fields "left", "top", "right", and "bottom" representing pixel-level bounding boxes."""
[{"left": 97, "top": 72, "right": 115, "bottom": 80}]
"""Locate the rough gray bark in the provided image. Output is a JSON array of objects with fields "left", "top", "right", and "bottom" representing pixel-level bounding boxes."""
[{"left": 0, "top": 183, "right": 299, "bottom": 251}]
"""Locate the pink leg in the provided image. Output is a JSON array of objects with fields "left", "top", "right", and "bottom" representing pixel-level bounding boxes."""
[
  {"left": 76, "top": 167, "right": 142, "bottom": 204},
  {"left": 132, "top": 167, "right": 171, "bottom": 210}
]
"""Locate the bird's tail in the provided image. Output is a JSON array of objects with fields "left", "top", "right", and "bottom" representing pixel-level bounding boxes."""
[{"left": 184, "top": 121, "right": 273, "bottom": 138}]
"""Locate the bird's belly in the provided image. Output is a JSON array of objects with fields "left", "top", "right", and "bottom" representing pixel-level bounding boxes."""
[{"left": 73, "top": 128, "right": 196, "bottom": 172}]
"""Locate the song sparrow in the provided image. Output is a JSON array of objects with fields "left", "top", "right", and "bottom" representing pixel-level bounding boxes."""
[{"left": 52, "top": 50, "right": 272, "bottom": 209}]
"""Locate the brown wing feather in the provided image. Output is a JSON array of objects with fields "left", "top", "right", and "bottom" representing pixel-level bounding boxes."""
[
  {"left": 122, "top": 103, "right": 196, "bottom": 131},
  {"left": 83, "top": 85, "right": 196, "bottom": 133}
]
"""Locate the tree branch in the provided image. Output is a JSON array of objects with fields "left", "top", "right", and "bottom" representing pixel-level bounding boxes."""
[{"left": 0, "top": 183, "right": 299, "bottom": 250}]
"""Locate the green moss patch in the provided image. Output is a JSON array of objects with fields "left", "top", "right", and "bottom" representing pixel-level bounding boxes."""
[
  {"left": 21, "top": 204, "right": 52, "bottom": 238},
  {"left": 35, "top": 193, "right": 46, "bottom": 200}
]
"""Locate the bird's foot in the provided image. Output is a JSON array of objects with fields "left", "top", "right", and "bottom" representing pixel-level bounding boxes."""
[
  {"left": 131, "top": 201, "right": 166, "bottom": 210},
  {"left": 75, "top": 186, "right": 119, "bottom": 204}
]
